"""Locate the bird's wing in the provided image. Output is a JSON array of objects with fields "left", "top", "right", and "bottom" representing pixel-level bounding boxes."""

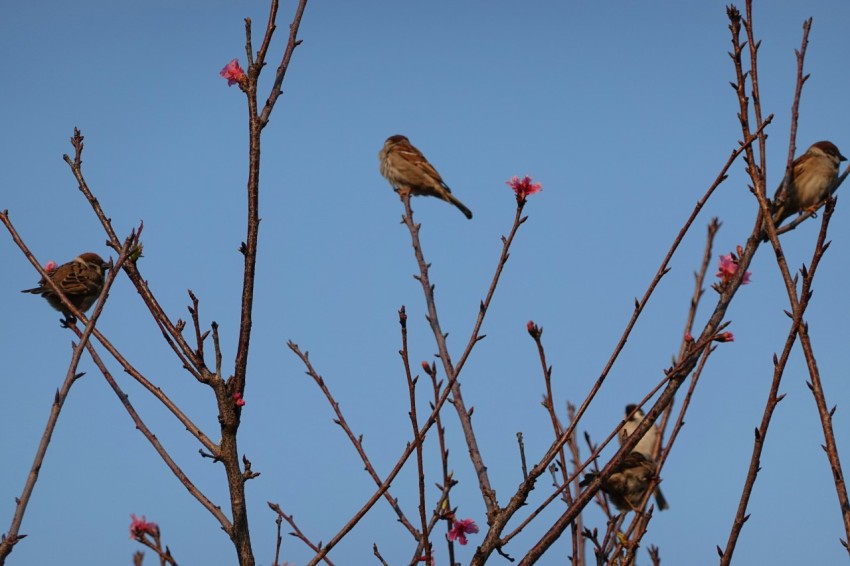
[
  {"left": 394, "top": 144, "right": 451, "bottom": 191},
  {"left": 59, "top": 264, "right": 100, "bottom": 294}
]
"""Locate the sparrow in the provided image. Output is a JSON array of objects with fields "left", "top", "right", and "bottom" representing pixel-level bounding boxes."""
[
  {"left": 22, "top": 252, "right": 110, "bottom": 319},
  {"left": 378, "top": 134, "right": 473, "bottom": 219},
  {"left": 579, "top": 451, "right": 659, "bottom": 512},
  {"left": 771, "top": 141, "right": 846, "bottom": 227},
  {"left": 619, "top": 405, "right": 669, "bottom": 510}
]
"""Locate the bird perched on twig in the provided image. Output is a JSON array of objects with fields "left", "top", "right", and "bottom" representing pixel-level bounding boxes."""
[
  {"left": 22, "top": 252, "right": 110, "bottom": 321},
  {"left": 619, "top": 405, "right": 669, "bottom": 511},
  {"left": 379, "top": 134, "right": 473, "bottom": 219},
  {"left": 579, "top": 451, "right": 659, "bottom": 512},
  {"left": 770, "top": 140, "right": 846, "bottom": 227}
]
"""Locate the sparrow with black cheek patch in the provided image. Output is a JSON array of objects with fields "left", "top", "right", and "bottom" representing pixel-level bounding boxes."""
[
  {"left": 620, "top": 405, "right": 669, "bottom": 511},
  {"left": 580, "top": 451, "right": 659, "bottom": 512},
  {"left": 771, "top": 141, "right": 846, "bottom": 227},
  {"left": 22, "top": 252, "right": 110, "bottom": 320},
  {"left": 379, "top": 134, "right": 473, "bottom": 219}
]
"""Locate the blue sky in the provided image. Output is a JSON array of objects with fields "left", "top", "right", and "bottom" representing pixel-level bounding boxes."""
[{"left": 2, "top": 1, "right": 850, "bottom": 564}]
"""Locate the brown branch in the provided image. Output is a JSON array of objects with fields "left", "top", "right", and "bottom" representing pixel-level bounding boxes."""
[
  {"left": 425, "top": 362, "right": 456, "bottom": 566},
  {"left": 0, "top": 231, "right": 120, "bottom": 562},
  {"left": 287, "top": 342, "right": 417, "bottom": 537},
  {"left": 272, "top": 511, "right": 284, "bottom": 566},
  {"left": 499, "top": 371, "right": 672, "bottom": 547},
  {"left": 226, "top": 5, "right": 312, "bottom": 564},
  {"left": 794, "top": 204, "right": 850, "bottom": 550},
  {"left": 259, "top": 0, "right": 309, "bottom": 128},
  {"left": 620, "top": 345, "right": 715, "bottom": 563},
  {"left": 517, "top": 257, "right": 751, "bottom": 564},
  {"left": 132, "top": 525, "right": 178, "bottom": 566},
  {"left": 373, "top": 545, "right": 390, "bottom": 566},
  {"left": 526, "top": 321, "right": 587, "bottom": 563},
  {"left": 486, "top": 127, "right": 767, "bottom": 564},
  {"left": 71, "top": 291, "right": 232, "bottom": 535},
  {"left": 267, "top": 503, "right": 333, "bottom": 565},
  {"left": 298, "top": 195, "right": 532, "bottom": 564},
  {"left": 527, "top": 321, "right": 571, "bottom": 502},
  {"left": 398, "top": 307, "right": 431, "bottom": 555},
  {"left": 0, "top": 214, "right": 218, "bottom": 451},
  {"left": 399, "top": 192, "right": 499, "bottom": 517},
  {"left": 565, "top": 403, "right": 586, "bottom": 566},
  {"left": 721, "top": 199, "right": 835, "bottom": 562},
  {"left": 659, "top": 218, "right": 720, "bottom": 450},
  {"left": 61, "top": 131, "right": 207, "bottom": 380}
]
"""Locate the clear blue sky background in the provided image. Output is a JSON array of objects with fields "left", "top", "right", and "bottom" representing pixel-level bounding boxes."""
[{"left": 2, "top": 2, "right": 850, "bottom": 565}]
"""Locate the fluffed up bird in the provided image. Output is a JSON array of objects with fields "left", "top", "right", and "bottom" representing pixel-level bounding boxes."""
[
  {"left": 579, "top": 451, "right": 659, "bottom": 512},
  {"left": 22, "top": 252, "right": 110, "bottom": 320},
  {"left": 771, "top": 141, "right": 846, "bottom": 227},
  {"left": 379, "top": 134, "right": 473, "bottom": 219},
  {"left": 619, "top": 405, "right": 669, "bottom": 511}
]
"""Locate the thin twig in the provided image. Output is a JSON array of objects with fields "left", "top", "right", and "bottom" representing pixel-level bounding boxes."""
[
  {"left": 400, "top": 193, "right": 498, "bottom": 516},
  {"left": 398, "top": 306, "right": 431, "bottom": 553},
  {"left": 287, "top": 342, "right": 417, "bottom": 536},
  {"left": 267, "top": 503, "right": 333, "bottom": 565},
  {"left": 0, "top": 227, "right": 121, "bottom": 562}
]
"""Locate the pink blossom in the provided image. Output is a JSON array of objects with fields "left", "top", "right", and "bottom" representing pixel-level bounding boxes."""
[
  {"left": 233, "top": 392, "right": 246, "bottom": 407},
  {"left": 220, "top": 59, "right": 247, "bottom": 87},
  {"left": 506, "top": 175, "right": 542, "bottom": 200},
  {"left": 447, "top": 517, "right": 479, "bottom": 545},
  {"left": 44, "top": 260, "right": 58, "bottom": 273},
  {"left": 714, "top": 332, "right": 734, "bottom": 343},
  {"left": 129, "top": 514, "right": 158, "bottom": 539},
  {"left": 715, "top": 253, "right": 751, "bottom": 286}
]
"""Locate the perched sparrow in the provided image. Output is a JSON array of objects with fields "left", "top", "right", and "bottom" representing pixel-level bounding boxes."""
[
  {"left": 619, "top": 405, "right": 669, "bottom": 510},
  {"left": 22, "top": 252, "right": 110, "bottom": 319},
  {"left": 378, "top": 134, "right": 473, "bottom": 219},
  {"left": 771, "top": 141, "right": 846, "bottom": 226},
  {"left": 580, "top": 451, "right": 658, "bottom": 512}
]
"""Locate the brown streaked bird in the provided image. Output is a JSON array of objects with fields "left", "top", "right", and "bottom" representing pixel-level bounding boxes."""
[
  {"left": 619, "top": 405, "right": 669, "bottom": 511},
  {"left": 579, "top": 451, "right": 659, "bottom": 512},
  {"left": 22, "top": 252, "right": 110, "bottom": 319},
  {"left": 771, "top": 140, "right": 846, "bottom": 227},
  {"left": 379, "top": 134, "right": 473, "bottom": 219}
]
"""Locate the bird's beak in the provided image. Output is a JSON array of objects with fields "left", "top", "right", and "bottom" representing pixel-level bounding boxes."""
[{"left": 840, "top": 153, "right": 848, "bottom": 162}]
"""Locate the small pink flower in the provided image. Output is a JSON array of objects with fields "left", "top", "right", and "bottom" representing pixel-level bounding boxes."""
[
  {"left": 233, "top": 392, "right": 246, "bottom": 407},
  {"left": 129, "top": 514, "right": 158, "bottom": 539},
  {"left": 447, "top": 517, "right": 479, "bottom": 545},
  {"left": 714, "top": 332, "right": 734, "bottom": 343},
  {"left": 44, "top": 260, "right": 58, "bottom": 273},
  {"left": 506, "top": 175, "right": 542, "bottom": 201},
  {"left": 716, "top": 253, "right": 751, "bottom": 286},
  {"left": 220, "top": 59, "right": 247, "bottom": 87}
]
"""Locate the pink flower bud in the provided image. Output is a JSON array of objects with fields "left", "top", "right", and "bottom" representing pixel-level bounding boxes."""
[
  {"left": 506, "top": 175, "right": 542, "bottom": 201},
  {"left": 714, "top": 331, "right": 734, "bottom": 343},
  {"left": 220, "top": 59, "right": 247, "bottom": 87}
]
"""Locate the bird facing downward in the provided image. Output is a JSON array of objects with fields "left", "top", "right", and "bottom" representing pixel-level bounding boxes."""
[
  {"left": 771, "top": 140, "right": 846, "bottom": 227},
  {"left": 22, "top": 252, "right": 110, "bottom": 319},
  {"left": 619, "top": 405, "right": 669, "bottom": 511},
  {"left": 580, "top": 451, "right": 659, "bottom": 512},
  {"left": 378, "top": 134, "right": 473, "bottom": 219}
]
